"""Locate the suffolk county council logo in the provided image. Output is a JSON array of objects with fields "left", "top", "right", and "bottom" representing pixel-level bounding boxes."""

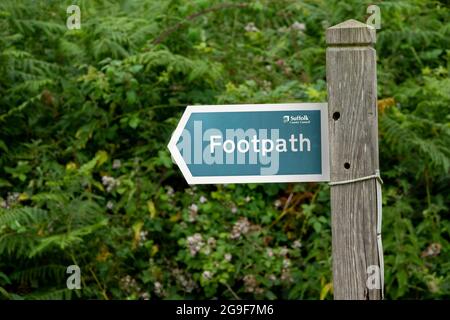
[{"left": 283, "top": 115, "right": 310, "bottom": 124}]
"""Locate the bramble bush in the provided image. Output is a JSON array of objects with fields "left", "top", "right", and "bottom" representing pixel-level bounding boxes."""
[{"left": 0, "top": 0, "right": 449, "bottom": 299}]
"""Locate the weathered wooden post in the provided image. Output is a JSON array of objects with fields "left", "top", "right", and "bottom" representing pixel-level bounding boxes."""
[{"left": 326, "top": 20, "right": 383, "bottom": 299}]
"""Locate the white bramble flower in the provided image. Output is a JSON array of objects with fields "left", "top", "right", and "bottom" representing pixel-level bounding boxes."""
[
  {"left": 189, "top": 204, "right": 198, "bottom": 213},
  {"left": 244, "top": 22, "right": 259, "bottom": 33},
  {"left": 186, "top": 233, "right": 204, "bottom": 256},
  {"left": 173, "top": 269, "right": 196, "bottom": 293},
  {"left": 262, "top": 80, "right": 271, "bottom": 89},
  {"left": 202, "top": 270, "right": 213, "bottom": 280},
  {"left": 7, "top": 192, "right": 20, "bottom": 203},
  {"left": 292, "top": 240, "right": 302, "bottom": 249},
  {"left": 255, "top": 287, "right": 264, "bottom": 295},
  {"left": 230, "top": 217, "right": 251, "bottom": 240},
  {"left": 106, "top": 200, "right": 114, "bottom": 210},
  {"left": 140, "top": 292, "right": 150, "bottom": 300},
  {"left": 203, "top": 237, "right": 216, "bottom": 255},
  {"left": 188, "top": 204, "right": 198, "bottom": 222},
  {"left": 166, "top": 186, "right": 175, "bottom": 196},
  {"left": 3, "top": 192, "right": 20, "bottom": 208},
  {"left": 291, "top": 21, "right": 306, "bottom": 31},
  {"left": 154, "top": 281, "right": 165, "bottom": 297},
  {"left": 243, "top": 274, "right": 259, "bottom": 293},
  {"left": 207, "top": 237, "right": 216, "bottom": 247},
  {"left": 0, "top": 200, "right": 7, "bottom": 209},
  {"left": 112, "top": 159, "right": 122, "bottom": 169},
  {"left": 139, "top": 231, "right": 148, "bottom": 246},
  {"left": 280, "top": 246, "right": 289, "bottom": 256},
  {"left": 120, "top": 275, "right": 141, "bottom": 293},
  {"left": 199, "top": 196, "right": 207, "bottom": 203},
  {"left": 281, "top": 268, "right": 293, "bottom": 283},
  {"left": 224, "top": 253, "right": 232, "bottom": 262},
  {"left": 102, "top": 175, "right": 119, "bottom": 193}
]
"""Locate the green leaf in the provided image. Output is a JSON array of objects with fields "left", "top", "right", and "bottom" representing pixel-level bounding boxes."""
[
  {"left": 0, "top": 140, "right": 8, "bottom": 152},
  {"left": 128, "top": 114, "right": 140, "bottom": 129},
  {"left": 0, "top": 178, "right": 12, "bottom": 187},
  {"left": 126, "top": 90, "right": 137, "bottom": 105},
  {"left": 0, "top": 272, "right": 11, "bottom": 285}
]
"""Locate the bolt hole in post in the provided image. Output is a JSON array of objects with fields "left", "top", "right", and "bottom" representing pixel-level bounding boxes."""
[
  {"left": 332, "top": 111, "right": 340, "bottom": 120},
  {"left": 344, "top": 162, "right": 351, "bottom": 169}
]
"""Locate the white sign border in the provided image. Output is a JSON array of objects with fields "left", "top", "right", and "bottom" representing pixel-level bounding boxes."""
[{"left": 168, "top": 103, "right": 330, "bottom": 185}]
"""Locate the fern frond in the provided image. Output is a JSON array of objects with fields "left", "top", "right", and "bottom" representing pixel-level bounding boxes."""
[
  {"left": 0, "top": 207, "right": 48, "bottom": 227},
  {"left": 29, "top": 219, "right": 108, "bottom": 257},
  {"left": 25, "top": 288, "right": 73, "bottom": 300},
  {"left": 0, "top": 232, "right": 38, "bottom": 257},
  {"left": 380, "top": 112, "right": 450, "bottom": 175},
  {"left": 10, "top": 264, "right": 67, "bottom": 285}
]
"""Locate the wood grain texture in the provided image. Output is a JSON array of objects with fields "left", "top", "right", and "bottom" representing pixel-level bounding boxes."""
[
  {"left": 326, "top": 20, "right": 382, "bottom": 300},
  {"left": 326, "top": 19, "right": 376, "bottom": 45}
]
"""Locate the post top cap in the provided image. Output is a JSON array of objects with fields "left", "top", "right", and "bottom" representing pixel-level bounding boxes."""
[{"left": 326, "top": 19, "right": 376, "bottom": 45}]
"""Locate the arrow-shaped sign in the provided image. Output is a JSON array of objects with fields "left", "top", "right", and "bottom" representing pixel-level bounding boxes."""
[{"left": 168, "top": 103, "right": 329, "bottom": 184}]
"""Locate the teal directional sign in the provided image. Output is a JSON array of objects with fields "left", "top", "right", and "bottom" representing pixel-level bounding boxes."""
[{"left": 168, "top": 103, "right": 329, "bottom": 184}]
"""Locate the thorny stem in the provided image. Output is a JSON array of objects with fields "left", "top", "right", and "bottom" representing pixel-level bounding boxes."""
[
  {"left": 424, "top": 167, "right": 432, "bottom": 208},
  {"left": 89, "top": 267, "right": 109, "bottom": 300},
  {"left": 223, "top": 282, "right": 241, "bottom": 300}
]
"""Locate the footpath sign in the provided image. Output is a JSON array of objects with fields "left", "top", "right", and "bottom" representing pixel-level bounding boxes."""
[
  {"left": 167, "top": 20, "right": 383, "bottom": 300},
  {"left": 168, "top": 103, "right": 329, "bottom": 184}
]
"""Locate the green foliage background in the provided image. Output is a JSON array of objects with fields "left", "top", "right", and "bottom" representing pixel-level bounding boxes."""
[{"left": 0, "top": 0, "right": 449, "bottom": 300}]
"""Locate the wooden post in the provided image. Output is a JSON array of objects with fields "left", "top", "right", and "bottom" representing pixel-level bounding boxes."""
[{"left": 326, "top": 20, "right": 383, "bottom": 299}]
